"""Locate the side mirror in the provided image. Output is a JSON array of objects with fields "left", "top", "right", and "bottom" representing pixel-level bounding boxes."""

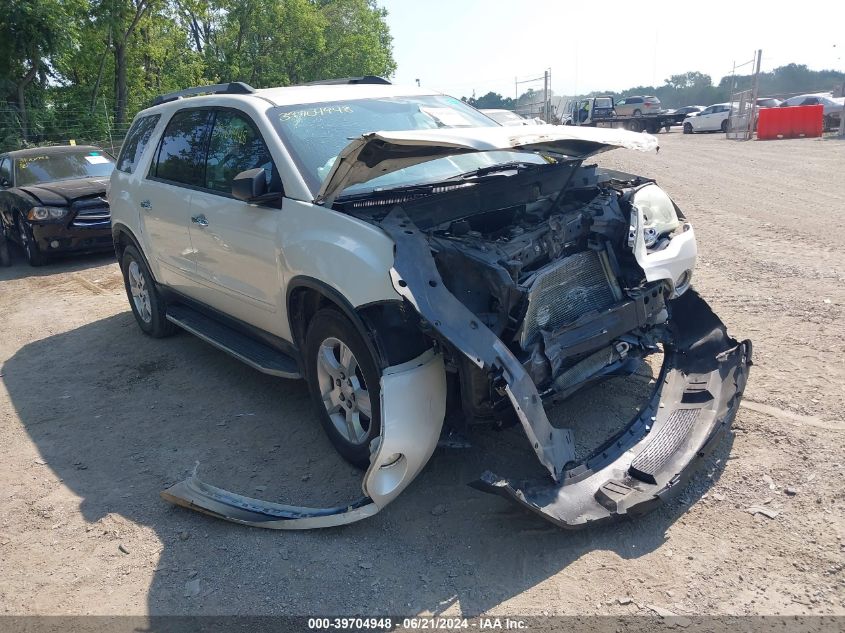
[{"left": 232, "top": 168, "right": 267, "bottom": 202}]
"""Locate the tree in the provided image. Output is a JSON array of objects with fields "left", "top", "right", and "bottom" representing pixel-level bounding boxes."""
[
  {"left": 93, "top": 0, "right": 156, "bottom": 125},
  {"left": 0, "top": 0, "right": 70, "bottom": 140},
  {"left": 466, "top": 92, "right": 514, "bottom": 110}
]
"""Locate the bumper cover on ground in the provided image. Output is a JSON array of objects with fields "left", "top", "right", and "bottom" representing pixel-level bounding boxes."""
[{"left": 470, "top": 289, "right": 752, "bottom": 528}]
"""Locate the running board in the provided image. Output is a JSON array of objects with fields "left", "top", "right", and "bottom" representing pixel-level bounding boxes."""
[{"left": 166, "top": 304, "right": 300, "bottom": 379}]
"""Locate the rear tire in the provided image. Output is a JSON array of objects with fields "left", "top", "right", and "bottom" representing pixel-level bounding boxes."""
[
  {"left": 721, "top": 119, "right": 729, "bottom": 133},
  {"left": 120, "top": 244, "right": 176, "bottom": 338},
  {"left": 304, "top": 308, "right": 381, "bottom": 468},
  {"left": 17, "top": 215, "right": 44, "bottom": 266},
  {"left": 632, "top": 109, "right": 642, "bottom": 117}
]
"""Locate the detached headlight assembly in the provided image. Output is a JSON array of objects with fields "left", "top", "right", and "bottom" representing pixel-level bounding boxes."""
[
  {"left": 630, "top": 184, "right": 680, "bottom": 247},
  {"left": 27, "top": 206, "right": 68, "bottom": 221}
]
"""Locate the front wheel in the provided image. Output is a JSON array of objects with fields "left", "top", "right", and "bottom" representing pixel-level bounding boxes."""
[
  {"left": 17, "top": 215, "right": 44, "bottom": 266},
  {"left": 305, "top": 308, "right": 381, "bottom": 468},
  {"left": 120, "top": 244, "right": 176, "bottom": 337},
  {"left": 0, "top": 224, "right": 11, "bottom": 267},
  {"left": 632, "top": 109, "right": 642, "bottom": 117},
  {"left": 683, "top": 122, "right": 693, "bottom": 134}
]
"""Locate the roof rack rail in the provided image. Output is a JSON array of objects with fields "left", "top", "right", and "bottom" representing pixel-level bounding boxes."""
[
  {"left": 304, "top": 76, "right": 392, "bottom": 86},
  {"left": 152, "top": 82, "right": 256, "bottom": 106}
]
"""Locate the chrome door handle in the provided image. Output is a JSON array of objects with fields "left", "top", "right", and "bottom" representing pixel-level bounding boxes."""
[
  {"left": 140, "top": 199, "right": 151, "bottom": 209},
  {"left": 191, "top": 214, "right": 209, "bottom": 227}
]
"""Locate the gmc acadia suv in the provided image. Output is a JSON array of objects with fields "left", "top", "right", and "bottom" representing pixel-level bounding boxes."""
[{"left": 109, "top": 78, "right": 751, "bottom": 530}]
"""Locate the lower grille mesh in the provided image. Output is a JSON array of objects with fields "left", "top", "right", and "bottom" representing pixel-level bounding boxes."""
[{"left": 520, "top": 250, "right": 618, "bottom": 349}]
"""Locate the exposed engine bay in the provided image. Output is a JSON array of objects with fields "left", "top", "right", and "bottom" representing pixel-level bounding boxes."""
[{"left": 342, "top": 159, "right": 689, "bottom": 435}]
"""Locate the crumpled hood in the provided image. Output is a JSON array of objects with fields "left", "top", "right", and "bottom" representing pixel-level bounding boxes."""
[
  {"left": 315, "top": 125, "right": 658, "bottom": 205},
  {"left": 17, "top": 177, "right": 109, "bottom": 207}
]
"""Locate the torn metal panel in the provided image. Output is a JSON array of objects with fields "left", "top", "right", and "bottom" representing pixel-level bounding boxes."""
[
  {"left": 160, "top": 349, "right": 447, "bottom": 529},
  {"left": 316, "top": 126, "right": 658, "bottom": 205},
  {"left": 470, "top": 289, "right": 752, "bottom": 528},
  {"left": 380, "top": 207, "right": 575, "bottom": 481}
]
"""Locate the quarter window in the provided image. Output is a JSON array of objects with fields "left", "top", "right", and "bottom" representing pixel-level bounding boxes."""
[
  {"left": 205, "top": 111, "right": 278, "bottom": 193},
  {"left": 0, "top": 158, "right": 10, "bottom": 186},
  {"left": 117, "top": 114, "right": 161, "bottom": 174},
  {"left": 153, "top": 110, "right": 213, "bottom": 186}
]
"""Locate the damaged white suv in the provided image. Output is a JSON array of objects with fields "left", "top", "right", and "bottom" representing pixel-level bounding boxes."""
[{"left": 110, "top": 78, "right": 751, "bottom": 530}]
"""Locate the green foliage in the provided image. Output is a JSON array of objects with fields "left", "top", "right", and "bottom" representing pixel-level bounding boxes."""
[
  {"left": 0, "top": 0, "right": 396, "bottom": 150},
  {"left": 580, "top": 65, "right": 844, "bottom": 109},
  {"left": 463, "top": 91, "right": 516, "bottom": 110}
]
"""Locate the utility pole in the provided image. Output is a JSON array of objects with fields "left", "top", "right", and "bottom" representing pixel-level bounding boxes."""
[
  {"left": 839, "top": 78, "right": 845, "bottom": 137},
  {"left": 543, "top": 70, "right": 549, "bottom": 122},
  {"left": 749, "top": 49, "right": 762, "bottom": 140}
]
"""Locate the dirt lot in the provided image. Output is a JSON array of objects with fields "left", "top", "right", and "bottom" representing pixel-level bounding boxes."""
[{"left": 1, "top": 132, "right": 843, "bottom": 618}]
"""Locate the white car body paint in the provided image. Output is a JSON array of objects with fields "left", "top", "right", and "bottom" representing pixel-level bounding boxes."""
[
  {"left": 363, "top": 348, "right": 447, "bottom": 507},
  {"left": 316, "top": 125, "right": 659, "bottom": 205}
]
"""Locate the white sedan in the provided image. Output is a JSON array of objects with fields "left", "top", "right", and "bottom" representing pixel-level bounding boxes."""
[{"left": 683, "top": 103, "right": 733, "bottom": 133}]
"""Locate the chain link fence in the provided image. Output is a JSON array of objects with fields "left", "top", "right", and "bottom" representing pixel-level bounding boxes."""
[{"left": 0, "top": 100, "right": 129, "bottom": 157}]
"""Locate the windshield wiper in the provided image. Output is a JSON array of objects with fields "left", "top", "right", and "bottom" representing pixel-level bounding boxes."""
[{"left": 447, "top": 160, "right": 542, "bottom": 181}]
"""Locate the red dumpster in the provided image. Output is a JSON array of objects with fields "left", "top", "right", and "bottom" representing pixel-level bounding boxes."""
[{"left": 757, "top": 105, "right": 824, "bottom": 140}]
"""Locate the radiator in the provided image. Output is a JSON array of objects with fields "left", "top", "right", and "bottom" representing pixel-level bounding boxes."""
[{"left": 519, "top": 250, "right": 620, "bottom": 349}]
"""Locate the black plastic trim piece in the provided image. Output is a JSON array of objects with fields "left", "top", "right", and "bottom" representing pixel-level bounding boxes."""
[
  {"left": 151, "top": 82, "right": 255, "bottom": 106},
  {"left": 285, "top": 276, "right": 389, "bottom": 371},
  {"left": 159, "top": 286, "right": 302, "bottom": 370},
  {"left": 165, "top": 304, "right": 300, "bottom": 379},
  {"left": 304, "top": 76, "right": 391, "bottom": 86}
]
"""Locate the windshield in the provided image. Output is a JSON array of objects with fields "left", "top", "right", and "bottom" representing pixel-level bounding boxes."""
[
  {"left": 15, "top": 150, "right": 114, "bottom": 186},
  {"left": 271, "top": 95, "right": 547, "bottom": 197}
]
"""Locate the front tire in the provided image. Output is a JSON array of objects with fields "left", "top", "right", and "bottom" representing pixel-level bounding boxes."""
[
  {"left": 120, "top": 244, "right": 176, "bottom": 338},
  {"left": 0, "top": 225, "right": 11, "bottom": 267},
  {"left": 683, "top": 122, "right": 693, "bottom": 134},
  {"left": 304, "top": 308, "right": 381, "bottom": 468},
  {"left": 632, "top": 109, "right": 642, "bottom": 117},
  {"left": 17, "top": 215, "right": 44, "bottom": 266}
]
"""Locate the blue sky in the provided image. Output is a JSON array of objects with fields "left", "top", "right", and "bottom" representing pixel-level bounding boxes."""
[{"left": 380, "top": 0, "right": 844, "bottom": 98}]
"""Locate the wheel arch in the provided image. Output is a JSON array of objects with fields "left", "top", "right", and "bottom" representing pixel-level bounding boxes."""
[
  {"left": 286, "top": 276, "right": 431, "bottom": 371},
  {"left": 112, "top": 223, "right": 157, "bottom": 283}
]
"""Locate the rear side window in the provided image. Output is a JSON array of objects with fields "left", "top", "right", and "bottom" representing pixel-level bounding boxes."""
[
  {"left": 0, "top": 158, "right": 11, "bottom": 185},
  {"left": 629, "top": 97, "right": 643, "bottom": 104},
  {"left": 205, "top": 111, "right": 278, "bottom": 193},
  {"left": 153, "top": 110, "right": 213, "bottom": 186},
  {"left": 117, "top": 114, "right": 160, "bottom": 174}
]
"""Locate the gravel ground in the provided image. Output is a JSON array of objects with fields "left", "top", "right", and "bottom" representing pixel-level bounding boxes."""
[{"left": 0, "top": 131, "right": 843, "bottom": 617}]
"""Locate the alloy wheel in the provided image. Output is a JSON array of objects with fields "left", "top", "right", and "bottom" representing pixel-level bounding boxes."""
[
  {"left": 128, "top": 260, "right": 152, "bottom": 323},
  {"left": 315, "top": 336, "right": 373, "bottom": 445}
]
